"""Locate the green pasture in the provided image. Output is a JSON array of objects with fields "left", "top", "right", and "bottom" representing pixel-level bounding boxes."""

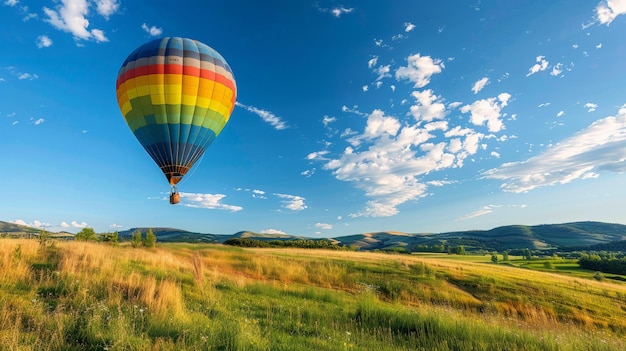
[{"left": 1, "top": 239, "right": 626, "bottom": 350}]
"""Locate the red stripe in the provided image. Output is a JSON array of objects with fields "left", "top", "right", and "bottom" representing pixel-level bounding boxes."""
[{"left": 117, "top": 63, "right": 236, "bottom": 93}]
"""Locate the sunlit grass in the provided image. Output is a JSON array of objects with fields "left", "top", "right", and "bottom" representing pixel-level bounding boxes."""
[{"left": 1, "top": 238, "right": 625, "bottom": 350}]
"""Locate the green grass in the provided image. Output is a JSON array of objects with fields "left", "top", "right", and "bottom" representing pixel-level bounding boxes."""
[{"left": 1, "top": 239, "right": 625, "bottom": 350}]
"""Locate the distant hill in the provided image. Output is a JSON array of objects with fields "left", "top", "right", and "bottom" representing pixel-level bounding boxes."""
[
  {"left": 334, "top": 221, "right": 626, "bottom": 251},
  {"left": 3, "top": 220, "right": 626, "bottom": 251}
]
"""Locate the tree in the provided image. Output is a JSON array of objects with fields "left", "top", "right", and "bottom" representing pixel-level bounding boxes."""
[
  {"left": 491, "top": 253, "right": 499, "bottom": 263},
  {"left": 502, "top": 251, "right": 509, "bottom": 261},
  {"left": 100, "top": 231, "right": 119, "bottom": 244},
  {"left": 143, "top": 228, "right": 157, "bottom": 248},
  {"left": 75, "top": 227, "right": 97, "bottom": 241},
  {"left": 131, "top": 230, "right": 143, "bottom": 248},
  {"left": 38, "top": 229, "right": 49, "bottom": 245},
  {"left": 523, "top": 248, "right": 532, "bottom": 260}
]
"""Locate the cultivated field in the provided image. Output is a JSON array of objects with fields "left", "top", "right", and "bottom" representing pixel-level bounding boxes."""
[{"left": 1, "top": 238, "right": 625, "bottom": 350}]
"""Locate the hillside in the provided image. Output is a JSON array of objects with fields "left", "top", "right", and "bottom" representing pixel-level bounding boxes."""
[
  {"left": 3, "top": 220, "right": 626, "bottom": 251},
  {"left": 1, "top": 239, "right": 625, "bottom": 350}
]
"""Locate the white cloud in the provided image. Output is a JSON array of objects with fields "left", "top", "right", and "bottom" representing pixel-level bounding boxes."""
[
  {"left": 109, "top": 223, "right": 123, "bottom": 229},
  {"left": 236, "top": 102, "right": 287, "bottom": 130},
  {"left": 36, "top": 35, "right": 53, "bottom": 48},
  {"left": 471, "top": 77, "right": 490, "bottom": 94},
  {"left": 596, "top": 43, "right": 603, "bottom": 49},
  {"left": 367, "top": 57, "right": 378, "bottom": 69},
  {"left": 596, "top": 0, "right": 626, "bottom": 25},
  {"left": 4, "top": 0, "right": 18, "bottom": 6},
  {"left": 274, "top": 193, "right": 307, "bottom": 211},
  {"left": 526, "top": 55, "right": 549, "bottom": 76},
  {"left": 551, "top": 63, "right": 563, "bottom": 76},
  {"left": 251, "top": 189, "right": 267, "bottom": 199},
  {"left": 315, "top": 222, "right": 333, "bottom": 230},
  {"left": 71, "top": 221, "right": 88, "bottom": 228},
  {"left": 322, "top": 115, "right": 336, "bottom": 127},
  {"left": 557, "top": 110, "right": 565, "bottom": 117},
  {"left": 585, "top": 102, "right": 598, "bottom": 112},
  {"left": 362, "top": 85, "right": 369, "bottom": 92},
  {"left": 43, "top": 0, "right": 110, "bottom": 42},
  {"left": 374, "top": 65, "right": 391, "bottom": 81},
  {"left": 307, "top": 150, "right": 330, "bottom": 160},
  {"left": 457, "top": 205, "right": 500, "bottom": 221},
  {"left": 33, "top": 118, "right": 45, "bottom": 125},
  {"left": 460, "top": 93, "right": 511, "bottom": 132},
  {"left": 261, "top": 228, "right": 286, "bottom": 235},
  {"left": 331, "top": 6, "right": 354, "bottom": 17},
  {"left": 60, "top": 222, "right": 70, "bottom": 228},
  {"left": 18, "top": 72, "right": 38, "bottom": 80},
  {"left": 364, "top": 109, "right": 401, "bottom": 138},
  {"left": 484, "top": 105, "right": 626, "bottom": 193},
  {"left": 180, "top": 192, "right": 243, "bottom": 211},
  {"left": 409, "top": 89, "right": 447, "bottom": 122},
  {"left": 141, "top": 23, "right": 163, "bottom": 37},
  {"left": 90, "top": 29, "right": 107, "bottom": 42},
  {"left": 404, "top": 22, "right": 416, "bottom": 32},
  {"left": 11, "top": 219, "right": 51, "bottom": 228},
  {"left": 395, "top": 53, "right": 444, "bottom": 88},
  {"left": 95, "top": 0, "right": 120, "bottom": 19}
]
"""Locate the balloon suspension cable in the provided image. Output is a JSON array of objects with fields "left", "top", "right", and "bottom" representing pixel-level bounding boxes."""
[{"left": 176, "top": 152, "right": 205, "bottom": 188}]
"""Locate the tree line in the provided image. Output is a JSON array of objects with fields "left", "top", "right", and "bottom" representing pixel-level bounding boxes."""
[
  {"left": 223, "top": 238, "right": 350, "bottom": 250},
  {"left": 578, "top": 253, "right": 626, "bottom": 275},
  {"left": 74, "top": 228, "right": 157, "bottom": 248}
]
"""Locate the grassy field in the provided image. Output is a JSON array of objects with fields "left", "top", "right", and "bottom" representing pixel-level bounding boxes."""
[{"left": 1, "top": 239, "right": 625, "bottom": 350}]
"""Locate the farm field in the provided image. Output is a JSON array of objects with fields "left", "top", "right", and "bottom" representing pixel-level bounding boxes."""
[{"left": 1, "top": 238, "right": 626, "bottom": 350}]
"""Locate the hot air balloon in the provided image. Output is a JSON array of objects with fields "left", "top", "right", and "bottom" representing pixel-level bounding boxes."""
[{"left": 115, "top": 37, "right": 237, "bottom": 204}]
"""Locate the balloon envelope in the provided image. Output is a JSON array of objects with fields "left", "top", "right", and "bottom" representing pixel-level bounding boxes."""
[{"left": 116, "top": 37, "right": 236, "bottom": 185}]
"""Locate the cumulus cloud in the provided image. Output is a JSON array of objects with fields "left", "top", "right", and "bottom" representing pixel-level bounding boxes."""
[
  {"left": 141, "top": 23, "right": 163, "bottom": 37},
  {"left": 5, "top": 0, "right": 19, "bottom": 6},
  {"left": 404, "top": 22, "right": 416, "bottom": 32},
  {"left": 180, "top": 192, "right": 243, "bottom": 211},
  {"left": 43, "top": 0, "right": 112, "bottom": 42},
  {"left": 585, "top": 102, "right": 598, "bottom": 112},
  {"left": 484, "top": 105, "right": 626, "bottom": 192},
  {"left": 374, "top": 65, "right": 391, "bottom": 81},
  {"left": 60, "top": 222, "right": 70, "bottom": 228},
  {"left": 315, "top": 222, "right": 333, "bottom": 230},
  {"left": 460, "top": 93, "right": 511, "bottom": 132},
  {"left": 551, "top": 63, "right": 563, "bottom": 76},
  {"left": 274, "top": 193, "right": 307, "bottom": 211},
  {"left": 596, "top": 0, "right": 626, "bottom": 25},
  {"left": 409, "top": 89, "right": 447, "bottom": 122},
  {"left": 11, "top": 219, "right": 51, "bottom": 228},
  {"left": 36, "top": 35, "right": 53, "bottom": 48},
  {"left": 395, "top": 53, "right": 444, "bottom": 88},
  {"left": 71, "top": 221, "right": 88, "bottom": 228},
  {"left": 95, "top": 0, "right": 120, "bottom": 19},
  {"left": 252, "top": 189, "right": 267, "bottom": 199},
  {"left": 261, "top": 228, "right": 286, "bottom": 235},
  {"left": 32, "top": 118, "right": 45, "bottom": 125},
  {"left": 236, "top": 102, "right": 287, "bottom": 130},
  {"left": 526, "top": 55, "right": 549, "bottom": 76}
]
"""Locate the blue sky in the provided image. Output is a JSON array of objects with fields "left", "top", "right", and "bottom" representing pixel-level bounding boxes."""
[{"left": 2, "top": 0, "right": 626, "bottom": 237}]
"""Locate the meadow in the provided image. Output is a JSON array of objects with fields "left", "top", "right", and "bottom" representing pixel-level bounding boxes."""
[{"left": 1, "top": 238, "right": 625, "bottom": 350}]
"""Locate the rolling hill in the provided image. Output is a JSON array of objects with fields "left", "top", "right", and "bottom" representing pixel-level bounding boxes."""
[{"left": 2, "top": 220, "right": 626, "bottom": 251}]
